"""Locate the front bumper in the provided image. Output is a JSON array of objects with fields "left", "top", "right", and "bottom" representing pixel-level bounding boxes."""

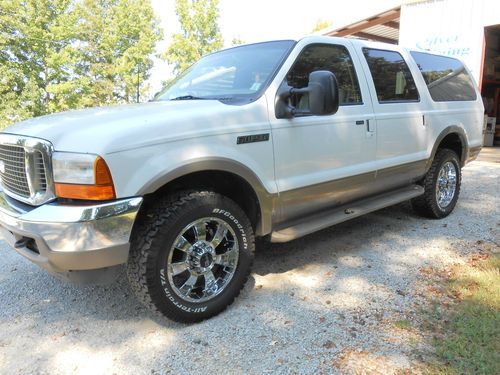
[{"left": 0, "top": 189, "right": 142, "bottom": 280}]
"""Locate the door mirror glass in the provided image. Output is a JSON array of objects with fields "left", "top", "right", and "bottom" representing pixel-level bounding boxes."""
[{"left": 305, "top": 70, "right": 339, "bottom": 115}]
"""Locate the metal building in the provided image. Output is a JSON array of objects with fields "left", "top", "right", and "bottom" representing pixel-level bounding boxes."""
[{"left": 321, "top": 0, "right": 500, "bottom": 144}]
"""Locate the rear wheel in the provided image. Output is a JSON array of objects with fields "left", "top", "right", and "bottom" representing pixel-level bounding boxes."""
[
  {"left": 411, "top": 149, "right": 461, "bottom": 218},
  {"left": 127, "top": 191, "right": 255, "bottom": 323}
]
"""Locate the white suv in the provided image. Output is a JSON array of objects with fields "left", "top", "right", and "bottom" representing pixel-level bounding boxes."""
[{"left": 0, "top": 36, "right": 483, "bottom": 322}]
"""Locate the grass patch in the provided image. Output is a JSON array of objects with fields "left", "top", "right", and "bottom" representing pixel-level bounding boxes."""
[
  {"left": 426, "top": 255, "right": 500, "bottom": 374},
  {"left": 394, "top": 319, "right": 411, "bottom": 330}
]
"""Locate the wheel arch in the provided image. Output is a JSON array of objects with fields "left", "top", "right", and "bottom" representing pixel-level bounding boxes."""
[
  {"left": 136, "top": 158, "right": 275, "bottom": 236},
  {"left": 428, "top": 126, "right": 468, "bottom": 169}
]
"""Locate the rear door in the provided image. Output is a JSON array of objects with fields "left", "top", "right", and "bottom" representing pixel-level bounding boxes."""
[
  {"left": 266, "top": 38, "right": 377, "bottom": 226},
  {"left": 354, "top": 42, "right": 429, "bottom": 189}
]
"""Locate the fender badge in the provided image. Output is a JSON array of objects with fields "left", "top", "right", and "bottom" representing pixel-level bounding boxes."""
[{"left": 237, "top": 133, "right": 270, "bottom": 145}]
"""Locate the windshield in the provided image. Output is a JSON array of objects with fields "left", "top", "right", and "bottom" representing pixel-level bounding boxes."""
[{"left": 155, "top": 40, "right": 295, "bottom": 103}]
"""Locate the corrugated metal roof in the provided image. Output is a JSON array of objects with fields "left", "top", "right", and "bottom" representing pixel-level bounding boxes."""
[
  {"left": 363, "top": 22, "right": 400, "bottom": 40},
  {"left": 322, "top": 7, "right": 401, "bottom": 44}
]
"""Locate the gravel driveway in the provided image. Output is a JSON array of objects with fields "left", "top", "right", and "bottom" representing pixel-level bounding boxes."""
[{"left": 1, "top": 149, "right": 498, "bottom": 375}]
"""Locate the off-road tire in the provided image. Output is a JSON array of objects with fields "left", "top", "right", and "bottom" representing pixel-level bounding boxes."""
[
  {"left": 411, "top": 148, "right": 461, "bottom": 219},
  {"left": 127, "top": 191, "right": 255, "bottom": 323}
]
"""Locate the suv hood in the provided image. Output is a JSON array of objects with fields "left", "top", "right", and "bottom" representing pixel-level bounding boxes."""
[{"left": 3, "top": 99, "right": 269, "bottom": 154}]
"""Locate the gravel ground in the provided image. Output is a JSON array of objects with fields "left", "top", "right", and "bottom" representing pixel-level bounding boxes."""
[{"left": 0, "top": 148, "right": 499, "bottom": 375}]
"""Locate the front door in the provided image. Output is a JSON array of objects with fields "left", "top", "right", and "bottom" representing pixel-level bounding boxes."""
[{"left": 267, "top": 39, "right": 378, "bottom": 226}]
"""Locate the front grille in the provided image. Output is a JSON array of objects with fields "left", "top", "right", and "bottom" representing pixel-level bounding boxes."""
[
  {"left": 0, "top": 134, "right": 54, "bottom": 206},
  {"left": 33, "top": 151, "right": 47, "bottom": 192},
  {"left": 0, "top": 144, "right": 31, "bottom": 198}
]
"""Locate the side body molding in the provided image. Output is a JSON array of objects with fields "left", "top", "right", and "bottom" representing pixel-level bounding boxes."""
[{"left": 137, "top": 157, "right": 277, "bottom": 236}]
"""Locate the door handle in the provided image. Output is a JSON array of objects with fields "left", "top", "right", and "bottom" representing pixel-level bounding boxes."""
[
  {"left": 355, "top": 120, "right": 365, "bottom": 125},
  {"left": 366, "top": 119, "right": 373, "bottom": 132}
]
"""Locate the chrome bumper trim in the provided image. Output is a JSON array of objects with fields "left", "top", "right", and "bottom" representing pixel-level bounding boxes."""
[{"left": 0, "top": 189, "right": 142, "bottom": 272}]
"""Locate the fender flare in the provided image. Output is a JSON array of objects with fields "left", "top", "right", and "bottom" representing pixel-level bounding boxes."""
[
  {"left": 137, "top": 157, "right": 275, "bottom": 236},
  {"left": 427, "top": 126, "right": 468, "bottom": 169}
]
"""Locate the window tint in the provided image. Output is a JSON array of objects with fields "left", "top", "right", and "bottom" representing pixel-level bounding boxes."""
[
  {"left": 286, "top": 44, "right": 362, "bottom": 108},
  {"left": 363, "top": 48, "right": 419, "bottom": 103},
  {"left": 410, "top": 51, "right": 477, "bottom": 102}
]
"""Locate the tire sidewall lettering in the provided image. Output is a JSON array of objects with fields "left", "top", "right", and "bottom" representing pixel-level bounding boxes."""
[
  {"left": 159, "top": 269, "right": 208, "bottom": 313},
  {"left": 212, "top": 208, "right": 248, "bottom": 250}
]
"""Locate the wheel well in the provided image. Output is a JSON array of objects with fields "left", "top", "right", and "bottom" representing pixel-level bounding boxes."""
[
  {"left": 436, "top": 133, "right": 464, "bottom": 163},
  {"left": 141, "top": 170, "right": 261, "bottom": 232}
]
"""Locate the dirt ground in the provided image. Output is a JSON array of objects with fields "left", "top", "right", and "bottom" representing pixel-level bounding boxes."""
[{"left": 0, "top": 148, "right": 498, "bottom": 375}]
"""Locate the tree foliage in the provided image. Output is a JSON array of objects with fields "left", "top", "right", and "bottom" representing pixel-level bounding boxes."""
[
  {"left": 231, "top": 37, "right": 245, "bottom": 46},
  {"left": 0, "top": 0, "right": 162, "bottom": 128},
  {"left": 164, "top": 0, "right": 223, "bottom": 75},
  {"left": 312, "top": 19, "right": 332, "bottom": 33}
]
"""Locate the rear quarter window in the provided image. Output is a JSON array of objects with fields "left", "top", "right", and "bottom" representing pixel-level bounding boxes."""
[{"left": 410, "top": 51, "right": 477, "bottom": 102}]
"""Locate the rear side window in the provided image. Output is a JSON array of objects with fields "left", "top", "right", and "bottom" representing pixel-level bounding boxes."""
[
  {"left": 410, "top": 51, "right": 477, "bottom": 102},
  {"left": 362, "top": 48, "right": 419, "bottom": 103}
]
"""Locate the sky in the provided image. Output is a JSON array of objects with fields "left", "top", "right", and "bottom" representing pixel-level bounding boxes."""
[{"left": 148, "top": 0, "right": 403, "bottom": 95}]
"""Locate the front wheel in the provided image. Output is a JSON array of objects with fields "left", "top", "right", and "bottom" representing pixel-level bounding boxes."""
[
  {"left": 127, "top": 191, "right": 255, "bottom": 323},
  {"left": 411, "top": 148, "right": 461, "bottom": 218}
]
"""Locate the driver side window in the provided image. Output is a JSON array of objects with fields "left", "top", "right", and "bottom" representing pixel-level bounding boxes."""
[{"left": 286, "top": 44, "right": 363, "bottom": 110}]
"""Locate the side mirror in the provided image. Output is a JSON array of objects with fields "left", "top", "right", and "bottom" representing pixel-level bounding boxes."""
[
  {"left": 275, "top": 70, "right": 339, "bottom": 118},
  {"left": 303, "top": 71, "right": 339, "bottom": 116}
]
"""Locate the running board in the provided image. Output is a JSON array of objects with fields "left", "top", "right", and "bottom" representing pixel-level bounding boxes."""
[{"left": 271, "top": 185, "right": 424, "bottom": 243}]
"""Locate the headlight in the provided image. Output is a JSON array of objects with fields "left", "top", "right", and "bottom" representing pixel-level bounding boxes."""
[
  {"left": 53, "top": 152, "right": 96, "bottom": 184},
  {"left": 52, "top": 152, "right": 115, "bottom": 200}
]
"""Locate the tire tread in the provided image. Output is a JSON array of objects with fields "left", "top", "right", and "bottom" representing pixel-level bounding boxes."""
[
  {"left": 127, "top": 191, "right": 254, "bottom": 323},
  {"left": 411, "top": 148, "right": 461, "bottom": 219}
]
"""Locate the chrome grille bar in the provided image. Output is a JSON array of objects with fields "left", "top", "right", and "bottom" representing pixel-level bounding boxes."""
[
  {"left": 0, "top": 144, "right": 31, "bottom": 197},
  {"left": 0, "top": 134, "right": 55, "bottom": 206}
]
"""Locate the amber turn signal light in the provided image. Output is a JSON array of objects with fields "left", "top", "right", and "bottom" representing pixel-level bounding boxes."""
[{"left": 55, "top": 156, "right": 116, "bottom": 200}]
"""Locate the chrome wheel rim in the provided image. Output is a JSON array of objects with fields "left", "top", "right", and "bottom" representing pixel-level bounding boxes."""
[
  {"left": 436, "top": 161, "right": 457, "bottom": 209},
  {"left": 166, "top": 217, "right": 239, "bottom": 303}
]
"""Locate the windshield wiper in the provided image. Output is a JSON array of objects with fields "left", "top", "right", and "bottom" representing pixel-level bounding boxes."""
[
  {"left": 170, "top": 95, "right": 206, "bottom": 101},
  {"left": 166, "top": 95, "right": 236, "bottom": 102}
]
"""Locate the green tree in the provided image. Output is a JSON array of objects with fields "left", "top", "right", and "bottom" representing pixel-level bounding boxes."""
[
  {"left": 164, "top": 0, "right": 223, "bottom": 75},
  {"left": 231, "top": 37, "right": 245, "bottom": 46},
  {"left": 0, "top": 0, "right": 78, "bottom": 126},
  {"left": 74, "top": 0, "right": 162, "bottom": 106},
  {"left": 0, "top": 0, "right": 162, "bottom": 128},
  {"left": 312, "top": 19, "right": 332, "bottom": 33}
]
